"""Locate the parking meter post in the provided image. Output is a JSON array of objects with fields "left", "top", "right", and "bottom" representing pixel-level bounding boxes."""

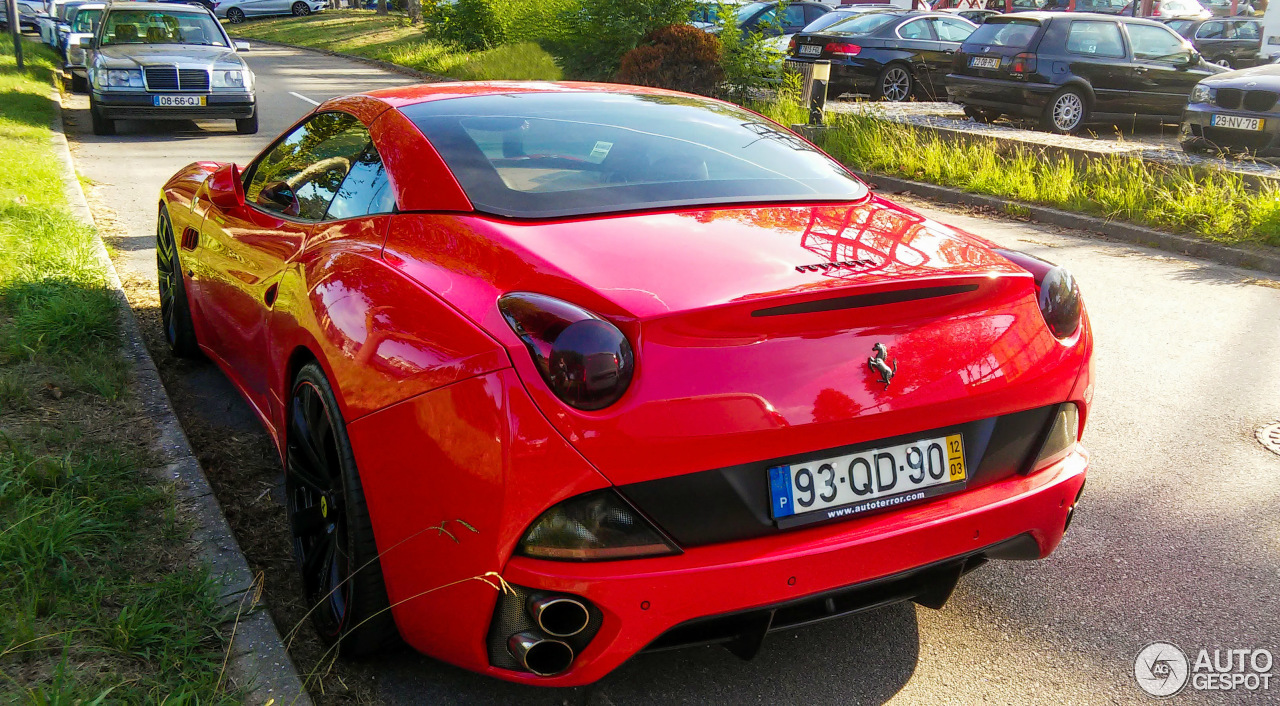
[
  {"left": 7, "top": 0, "right": 23, "bottom": 70},
  {"left": 808, "top": 60, "right": 830, "bottom": 127}
]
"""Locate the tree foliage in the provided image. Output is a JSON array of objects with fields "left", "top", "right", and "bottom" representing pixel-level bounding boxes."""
[
  {"left": 551, "top": 0, "right": 695, "bottom": 81},
  {"left": 617, "top": 24, "right": 723, "bottom": 97}
]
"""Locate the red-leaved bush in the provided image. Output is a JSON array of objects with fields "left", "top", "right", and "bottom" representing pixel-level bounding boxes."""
[{"left": 616, "top": 24, "right": 725, "bottom": 97}]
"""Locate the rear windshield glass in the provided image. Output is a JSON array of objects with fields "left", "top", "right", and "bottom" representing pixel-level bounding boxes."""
[
  {"left": 401, "top": 92, "right": 868, "bottom": 219},
  {"left": 965, "top": 18, "right": 1039, "bottom": 47}
]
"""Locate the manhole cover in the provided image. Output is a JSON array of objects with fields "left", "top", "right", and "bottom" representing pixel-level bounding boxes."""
[{"left": 1259, "top": 422, "right": 1280, "bottom": 456}]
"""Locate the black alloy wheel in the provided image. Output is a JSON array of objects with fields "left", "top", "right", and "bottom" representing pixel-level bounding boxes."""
[
  {"left": 156, "top": 206, "right": 200, "bottom": 357},
  {"left": 226, "top": 6, "right": 245, "bottom": 23},
  {"left": 292, "top": 1, "right": 310, "bottom": 15},
  {"left": 286, "top": 363, "right": 398, "bottom": 655}
]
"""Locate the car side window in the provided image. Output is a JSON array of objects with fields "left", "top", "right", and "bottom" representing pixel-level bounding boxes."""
[
  {"left": 1067, "top": 20, "right": 1126, "bottom": 58},
  {"left": 243, "top": 112, "right": 373, "bottom": 221},
  {"left": 898, "top": 18, "right": 935, "bottom": 40},
  {"left": 781, "top": 4, "right": 805, "bottom": 29},
  {"left": 324, "top": 144, "right": 396, "bottom": 220},
  {"left": 931, "top": 17, "right": 976, "bottom": 42},
  {"left": 1234, "top": 21, "right": 1259, "bottom": 40},
  {"left": 804, "top": 4, "right": 827, "bottom": 25},
  {"left": 1196, "top": 21, "right": 1228, "bottom": 39},
  {"left": 1128, "top": 23, "right": 1192, "bottom": 63}
]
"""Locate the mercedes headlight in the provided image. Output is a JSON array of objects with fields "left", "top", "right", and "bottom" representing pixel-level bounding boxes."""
[
  {"left": 104, "top": 69, "right": 143, "bottom": 87},
  {"left": 1190, "top": 83, "right": 1214, "bottom": 104},
  {"left": 212, "top": 69, "right": 247, "bottom": 88}
]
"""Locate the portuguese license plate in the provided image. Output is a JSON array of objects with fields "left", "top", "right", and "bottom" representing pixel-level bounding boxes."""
[
  {"left": 153, "top": 95, "right": 205, "bottom": 107},
  {"left": 969, "top": 55, "right": 1000, "bottom": 69},
  {"left": 768, "top": 433, "right": 966, "bottom": 526},
  {"left": 799, "top": 43, "right": 823, "bottom": 57},
  {"left": 1211, "top": 114, "right": 1263, "bottom": 131}
]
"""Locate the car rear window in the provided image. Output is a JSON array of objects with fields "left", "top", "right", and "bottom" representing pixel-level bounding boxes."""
[
  {"left": 401, "top": 92, "right": 868, "bottom": 219},
  {"left": 965, "top": 18, "right": 1039, "bottom": 47},
  {"left": 823, "top": 12, "right": 898, "bottom": 35}
]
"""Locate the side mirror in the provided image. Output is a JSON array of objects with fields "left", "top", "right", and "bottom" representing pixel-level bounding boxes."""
[
  {"left": 258, "top": 181, "right": 301, "bottom": 217},
  {"left": 78, "top": 35, "right": 93, "bottom": 47},
  {"left": 233, "top": 40, "right": 250, "bottom": 51},
  {"left": 207, "top": 163, "right": 245, "bottom": 211}
]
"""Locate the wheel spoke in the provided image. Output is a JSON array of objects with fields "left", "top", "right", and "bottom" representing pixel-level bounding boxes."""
[
  {"left": 302, "top": 532, "right": 335, "bottom": 586},
  {"left": 287, "top": 454, "right": 329, "bottom": 494},
  {"left": 291, "top": 503, "right": 328, "bottom": 537},
  {"left": 290, "top": 390, "right": 331, "bottom": 476}
]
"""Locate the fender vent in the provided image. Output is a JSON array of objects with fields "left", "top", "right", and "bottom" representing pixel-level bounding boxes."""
[{"left": 180, "top": 227, "right": 199, "bottom": 251}]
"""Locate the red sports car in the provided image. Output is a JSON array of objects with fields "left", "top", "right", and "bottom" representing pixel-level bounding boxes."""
[{"left": 156, "top": 81, "right": 1093, "bottom": 685}]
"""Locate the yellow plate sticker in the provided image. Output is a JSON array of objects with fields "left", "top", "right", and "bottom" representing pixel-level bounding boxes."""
[{"left": 946, "top": 433, "right": 967, "bottom": 482}]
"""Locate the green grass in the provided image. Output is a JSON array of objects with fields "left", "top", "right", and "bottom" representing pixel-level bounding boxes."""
[
  {"left": 793, "top": 108, "right": 1280, "bottom": 247},
  {"left": 228, "top": 9, "right": 563, "bottom": 80},
  {"left": 0, "top": 36, "right": 238, "bottom": 703}
]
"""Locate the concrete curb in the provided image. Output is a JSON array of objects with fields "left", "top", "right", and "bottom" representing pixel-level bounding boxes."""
[
  {"left": 852, "top": 170, "right": 1280, "bottom": 277},
  {"left": 236, "top": 35, "right": 455, "bottom": 84},
  {"left": 49, "top": 90, "right": 313, "bottom": 706}
]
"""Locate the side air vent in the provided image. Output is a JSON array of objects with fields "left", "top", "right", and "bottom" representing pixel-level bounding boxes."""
[
  {"left": 180, "top": 227, "right": 200, "bottom": 251},
  {"left": 751, "top": 284, "right": 979, "bottom": 317}
]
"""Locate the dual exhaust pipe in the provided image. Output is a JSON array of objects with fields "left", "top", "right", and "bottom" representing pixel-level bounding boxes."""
[{"left": 508, "top": 595, "right": 590, "bottom": 676}]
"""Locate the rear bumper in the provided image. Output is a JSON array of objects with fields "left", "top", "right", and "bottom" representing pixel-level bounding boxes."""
[
  {"left": 946, "top": 74, "right": 1059, "bottom": 117},
  {"left": 1179, "top": 103, "right": 1280, "bottom": 156},
  {"left": 92, "top": 91, "right": 255, "bottom": 121},
  {"left": 488, "top": 448, "right": 1088, "bottom": 686}
]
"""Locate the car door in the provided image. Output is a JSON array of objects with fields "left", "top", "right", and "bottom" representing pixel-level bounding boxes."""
[
  {"left": 1193, "top": 19, "right": 1231, "bottom": 63},
  {"left": 1062, "top": 19, "right": 1133, "bottom": 114},
  {"left": 894, "top": 17, "right": 941, "bottom": 92},
  {"left": 1125, "top": 21, "right": 1212, "bottom": 116},
  {"left": 926, "top": 16, "right": 977, "bottom": 94},
  {"left": 1231, "top": 19, "right": 1262, "bottom": 66},
  {"left": 195, "top": 111, "right": 372, "bottom": 412}
]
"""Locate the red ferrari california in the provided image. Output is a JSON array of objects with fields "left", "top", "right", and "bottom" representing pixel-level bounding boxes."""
[{"left": 156, "top": 81, "right": 1093, "bottom": 684}]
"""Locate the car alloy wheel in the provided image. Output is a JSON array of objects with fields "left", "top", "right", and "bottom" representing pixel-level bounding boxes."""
[
  {"left": 227, "top": 7, "right": 244, "bottom": 22},
  {"left": 1215, "top": 59, "right": 1232, "bottom": 68},
  {"left": 1050, "top": 91, "right": 1084, "bottom": 133},
  {"left": 879, "top": 66, "right": 912, "bottom": 102},
  {"left": 155, "top": 206, "right": 199, "bottom": 356},
  {"left": 292, "top": 1, "right": 310, "bottom": 15}
]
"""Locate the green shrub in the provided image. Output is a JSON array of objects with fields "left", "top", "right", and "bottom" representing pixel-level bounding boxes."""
[
  {"left": 716, "top": 1, "right": 787, "bottom": 102},
  {"left": 451, "top": 41, "right": 564, "bottom": 80},
  {"left": 430, "top": 0, "right": 577, "bottom": 51},
  {"left": 552, "top": 0, "right": 695, "bottom": 80},
  {"left": 442, "top": 0, "right": 506, "bottom": 49},
  {"left": 617, "top": 24, "right": 723, "bottom": 96}
]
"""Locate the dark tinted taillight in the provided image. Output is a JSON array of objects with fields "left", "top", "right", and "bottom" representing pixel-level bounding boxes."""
[
  {"left": 995, "top": 249, "right": 1082, "bottom": 339},
  {"left": 498, "top": 292, "right": 635, "bottom": 411},
  {"left": 1010, "top": 52, "right": 1037, "bottom": 74},
  {"left": 825, "top": 42, "right": 861, "bottom": 56}
]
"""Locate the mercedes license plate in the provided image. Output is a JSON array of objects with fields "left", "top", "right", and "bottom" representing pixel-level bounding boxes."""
[
  {"left": 768, "top": 433, "right": 967, "bottom": 526},
  {"left": 153, "top": 95, "right": 205, "bottom": 107},
  {"left": 1211, "top": 114, "right": 1264, "bottom": 131}
]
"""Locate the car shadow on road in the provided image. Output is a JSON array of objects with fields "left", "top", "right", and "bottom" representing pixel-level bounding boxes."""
[
  {"left": 59, "top": 100, "right": 239, "bottom": 142},
  {"left": 372, "top": 604, "right": 921, "bottom": 705}
]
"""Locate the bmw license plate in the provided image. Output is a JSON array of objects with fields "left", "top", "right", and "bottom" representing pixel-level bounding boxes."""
[
  {"left": 798, "top": 43, "right": 823, "bottom": 57},
  {"left": 1210, "top": 114, "right": 1264, "bottom": 131},
  {"left": 153, "top": 95, "right": 205, "bottom": 107},
  {"left": 969, "top": 56, "right": 1000, "bottom": 69},
  {"left": 768, "top": 433, "right": 966, "bottom": 527}
]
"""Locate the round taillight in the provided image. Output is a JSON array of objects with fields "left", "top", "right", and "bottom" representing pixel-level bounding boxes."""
[{"left": 995, "top": 249, "right": 1082, "bottom": 340}]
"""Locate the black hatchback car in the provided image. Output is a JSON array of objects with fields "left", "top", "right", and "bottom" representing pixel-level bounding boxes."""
[
  {"left": 1164, "top": 17, "right": 1263, "bottom": 68},
  {"left": 946, "top": 12, "right": 1224, "bottom": 133},
  {"left": 788, "top": 10, "right": 979, "bottom": 100}
]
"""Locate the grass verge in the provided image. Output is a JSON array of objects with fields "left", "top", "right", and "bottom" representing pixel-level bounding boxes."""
[
  {"left": 227, "top": 9, "right": 563, "bottom": 81},
  {"left": 0, "top": 36, "right": 238, "bottom": 702},
  {"left": 762, "top": 104, "right": 1280, "bottom": 248}
]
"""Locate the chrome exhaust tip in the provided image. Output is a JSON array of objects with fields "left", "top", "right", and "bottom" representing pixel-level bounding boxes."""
[
  {"left": 529, "top": 596, "right": 590, "bottom": 637},
  {"left": 508, "top": 631, "right": 574, "bottom": 676}
]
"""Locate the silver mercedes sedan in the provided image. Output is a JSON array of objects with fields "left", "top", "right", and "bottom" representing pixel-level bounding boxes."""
[{"left": 82, "top": 1, "right": 257, "bottom": 135}]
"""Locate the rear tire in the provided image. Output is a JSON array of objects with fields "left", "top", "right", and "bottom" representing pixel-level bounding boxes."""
[
  {"left": 89, "top": 95, "right": 115, "bottom": 136},
  {"left": 226, "top": 7, "right": 245, "bottom": 23},
  {"left": 236, "top": 112, "right": 258, "bottom": 135},
  {"left": 292, "top": 1, "right": 311, "bottom": 15},
  {"left": 1040, "top": 87, "right": 1088, "bottom": 135},
  {"left": 156, "top": 205, "right": 200, "bottom": 358},
  {"left": 871, "top": 63, "right": 913, "bottom": 102},
  {"left": 287, "top": 363, "right": 400, "bottom": 657},
  {"left": 1215, "top": 58, "right": 1232, "bottom": 68},
  {"left": 963, "top": 106, "right": 1001, "bottom": 124}
]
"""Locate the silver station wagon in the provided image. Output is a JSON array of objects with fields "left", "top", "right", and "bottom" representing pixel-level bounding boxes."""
[{"left": 82, "top": 1, "right": 257, "bottom": 135}]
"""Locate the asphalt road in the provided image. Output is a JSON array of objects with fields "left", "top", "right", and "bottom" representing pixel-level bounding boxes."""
[{"left": 64, "top": 43, "right": 1280, "bottom": 705}]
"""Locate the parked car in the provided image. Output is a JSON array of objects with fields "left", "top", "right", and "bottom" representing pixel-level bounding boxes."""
[
  {"left": 214, "top": 0, "right": 325, "bottom": 24},
  {"left": 0, "top": 1, "right": 42, "bottom": 32},
  {"left": 36, "top": 0, "right": 74, "bottom": 46},
  {"left": 944, "top": 8, "right": 1002, "bottom": 22},
  {"left": 155, "top": 80, "right": 1093, "bottom": 685},
  {"left": 1118, "top": 0, "right": 1212, "bottom": 17},
  {"left": 1164, "top": 17, "right": 1263, "bottom": 65},
  {"left": 789, "top": 10, "right": 978, "bottom": 100},
  {"left": 1201, "top": 0, "right": 1256, "bottom": 16},
  {"left": 947, "top": 12, "right": 1223, "bottom": 133},
  {"left": 1181, "top": 64, "right": 1280, "bottom": 153},
  {"left": 83, "top": 1, "right": 257, "bottom": 135},
  {"left": 53, "top": 1, "right": 90, "bottom": 53},
  {"left": 719, "top": 1, "right": 834, "bottom": 37},
  {"left": 62, "top": 2, "right": 102, "bottom": 91}
]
